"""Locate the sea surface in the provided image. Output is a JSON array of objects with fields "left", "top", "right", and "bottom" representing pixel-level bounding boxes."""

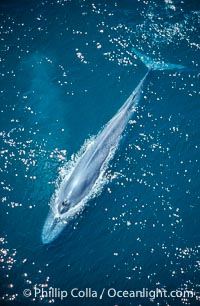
[{"left": 0, "top": 0, "right": 199, "bottom": 305}]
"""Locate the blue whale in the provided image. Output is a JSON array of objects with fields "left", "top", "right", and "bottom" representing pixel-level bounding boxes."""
[
  {"left": 41, "top": 70, "right": 150, "bottom": 244},
  {"left": 41, "top": 50, "right": 184, "bottom": 244}
]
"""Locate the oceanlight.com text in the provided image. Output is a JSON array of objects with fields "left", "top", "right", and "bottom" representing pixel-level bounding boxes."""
[{"left": 22, "top": 286, "right": 197, "bottom": 301}]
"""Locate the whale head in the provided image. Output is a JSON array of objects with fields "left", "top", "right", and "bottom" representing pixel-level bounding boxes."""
[{"left": 41, "top": 211, "right": 67, "bottom": 244}]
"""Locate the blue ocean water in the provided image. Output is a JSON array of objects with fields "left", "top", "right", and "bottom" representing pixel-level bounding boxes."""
[{"left": 0, "top": 0, "right": 199, "bottom": 305}]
